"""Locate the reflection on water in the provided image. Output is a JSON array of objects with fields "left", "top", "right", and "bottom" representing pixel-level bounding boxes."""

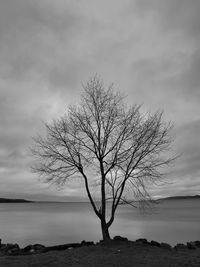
[{"left": 0, "top": 200, "right": 199, "bottom": 246}]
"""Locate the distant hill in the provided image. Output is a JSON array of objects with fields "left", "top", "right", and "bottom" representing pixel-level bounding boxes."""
[
  {"left": 0, "top": 198, "right": 34, "bottom": 203},
  {"left": 159, "top": 195, "right": 200, "bottom": 201}
]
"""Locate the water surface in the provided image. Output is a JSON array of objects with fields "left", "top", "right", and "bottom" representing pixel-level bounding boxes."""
[{"left": 0, "top": 199, "right": 199, "bottom": 246}]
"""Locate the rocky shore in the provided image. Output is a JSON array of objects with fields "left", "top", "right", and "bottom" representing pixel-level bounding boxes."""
[
  {"left": 0, "top": 239, "right": 95, "bottom": 256},
  {"left": 0, "top": 237, "right": 200, "bottom": 266},
  {"left": 0, "top": 236, "right": 200, "bottom": 256}
]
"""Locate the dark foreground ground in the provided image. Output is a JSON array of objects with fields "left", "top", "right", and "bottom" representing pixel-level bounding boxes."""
[{"left": 0, "top": 241, "right": 200, "bottom": 267}]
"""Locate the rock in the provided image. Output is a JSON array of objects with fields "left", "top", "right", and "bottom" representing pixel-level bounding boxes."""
[
  {"left": 23, "top": 244, "right": 33, "bottom": 252},
  {"left": 33, "top": 244, "right": 45, "bottom": 251},
  {"left": 135, "top": 238, "right": 148, "bottom": 244},
  {"left": 44, "top": 243, "right": 81, "bottom": 252},
  {"left": 0, "top": 244, "right": 21, "bottom": 255},
  {"left": 113, "top": 236, "right": 128, "bottom": 242},
  {"left": 81, "top": 240, "right": 94, "bottom": 246},
  {"left": 22, "top": 244, "right": 46, "bottom": 254},
  {"left": 6, "top": 243, "right": 19, "bottom": 249},
  {"left": 81, "top": 240, "right": 86, "bottom": 245},
  {"left": 174, "top": 243, "right": 187, "bottom": 250},
  {"left": 194, "top": 241, "right": 200, "bottom": 248},
  {"left": 150, "top": 240, "right": 161, "bottom": 247},
  {"left": 160, "top": 242, "right": 172, "bottom": 250},
  {"left": 187, "top": 242, "right": 196, "bottom": 249},
  {"left": 0, "top": 244, "right": 6, "bottom": 250},
  {"left": 7, "top": 247, "right": 21, "bottom": 256},
  {"left": 3, "top": 243, "right": 20, "bottom": 253}
]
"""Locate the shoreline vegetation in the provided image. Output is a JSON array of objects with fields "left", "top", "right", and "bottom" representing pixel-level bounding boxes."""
[{"left": 0, "top": 237, "right": 200, "bottom": 267}]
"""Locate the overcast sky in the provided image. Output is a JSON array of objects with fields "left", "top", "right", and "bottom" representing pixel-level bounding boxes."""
[{"left": 0, "top": 0, "right": 200, "bottom": 201}]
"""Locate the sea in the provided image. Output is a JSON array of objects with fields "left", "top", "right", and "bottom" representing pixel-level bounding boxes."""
[{"left": 0, "top": 199, "right": 199, "bottom": 247}]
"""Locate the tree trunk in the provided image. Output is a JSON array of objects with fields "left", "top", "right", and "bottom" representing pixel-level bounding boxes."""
[{"left": 101, "top": 221, "right": 111, "bottom": 241}]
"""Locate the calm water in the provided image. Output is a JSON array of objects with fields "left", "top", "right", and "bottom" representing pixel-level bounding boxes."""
[{"left": 0, "top": 199, "right": 199, "bottom": 246}]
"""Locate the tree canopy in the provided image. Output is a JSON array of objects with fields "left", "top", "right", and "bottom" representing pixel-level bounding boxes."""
[{"left": 32, "top": 76, "right": 174, "bottom": 240}]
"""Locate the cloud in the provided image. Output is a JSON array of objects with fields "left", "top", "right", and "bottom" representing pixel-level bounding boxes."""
[
  {"left": 135, "top": 0, "right": 200, "bottom": 38},
  {"left": 169, "top": 50, "right": 200, "bottom": 98},
  {"left": 0, "top": 0, "right": 199, "bottom": 200},
  {"left": 172, "top": 119, "right": 200, "bottom": 176}
]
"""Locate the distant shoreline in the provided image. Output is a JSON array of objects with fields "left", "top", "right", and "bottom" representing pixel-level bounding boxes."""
[
  {"left": 0, "top": 198, "right": 34, "bottom": 203},
  {"left": 158, "top": 195, "right": 200, "bottom": 201},
  {"left": 0, "top": 195, "right": 199, "bottom": 203}
]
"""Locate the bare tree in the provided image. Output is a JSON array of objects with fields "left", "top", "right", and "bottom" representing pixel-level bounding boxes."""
[{"left": 31, "top": 76, "right": 174, "bottom": 241}]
